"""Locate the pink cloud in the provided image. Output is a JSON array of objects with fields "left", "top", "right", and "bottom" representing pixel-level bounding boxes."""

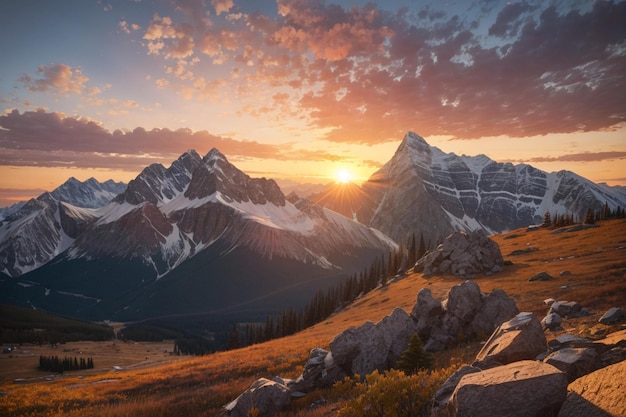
[
  {"left": 126, "top": 0, "right": 625, "bottom": 146},
  {"left": 143, "top": 15, "right": 195, "bottom": 58},
  {"left": 0, "top": 110, "right": 348, "bottom": 170},
  {"left": 19, "top": 64, "right": 89, "bottom": 95},
  {"left": 211, "top": 0, "right": 234, "bottom": 16},
  {"left": 525, "top": 152, "right": 626, "bottom": 163}
]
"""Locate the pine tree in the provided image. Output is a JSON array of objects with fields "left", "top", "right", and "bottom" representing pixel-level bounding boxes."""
[
  {"left": 396, "top": 334, "right": 432, "bottom": 375},
  {"left": 417, "top": 232, "right": 426, "bottom": 260},
  {"left": 407, "top": 233, "right": 417, "bottom": 267},
  {"left": 543, "top": 210, "right": 552, "bottom": 227}
]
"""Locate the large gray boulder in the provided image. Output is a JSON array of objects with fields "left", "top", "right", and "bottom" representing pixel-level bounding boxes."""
[
  {"left": 433, "top": 365, "right": 481, "bottom": 406},
  {"left": 414, "top": 230, "right": 503, "bottom": 278},
  {"left": 474, "top": 312, "right": 547, "bottom": 368},
  {"left": 411, "top": 287, "right": 444, "bottom": 341},
  {"left": 558, "top": 360, "right": 626, "bottom": 417},
  {"left": 435, "top": 361, "right": 568, "bottom": 417},
  {"left": 329, "top": 307, "right": 419, "bottom": 377},
  {"left": 439, "top": 280, "right": 483, "bottom": 340},
  {"left": 468, "top": 288, "right": 519, "bottom": 337},
  {"left": 224, "top": 378, "right": 291, "bottom": 417}
]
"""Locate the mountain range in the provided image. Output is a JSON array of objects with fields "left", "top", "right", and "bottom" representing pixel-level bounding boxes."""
[
  {"left": 314, "top": 132, "right": 626, "bottom": 246},
  {"left": 0, "top": 149, "right": 394, "bottom": 322},
  {"left": 1, "top": 132, "right": 625, "bottom": 325}
]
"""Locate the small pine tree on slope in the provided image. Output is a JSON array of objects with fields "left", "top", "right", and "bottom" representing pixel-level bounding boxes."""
[{"left": 396, "top": 333, "right": 432, "bottom": 375}]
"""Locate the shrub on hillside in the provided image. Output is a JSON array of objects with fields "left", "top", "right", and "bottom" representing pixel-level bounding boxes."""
[{"left": 334, "top": 367, "right": 452, "bottom": 417}]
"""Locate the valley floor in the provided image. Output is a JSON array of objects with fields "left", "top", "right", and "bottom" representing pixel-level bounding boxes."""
[{"left": 1, "top": 219, "right": 625, "bottom": 416}]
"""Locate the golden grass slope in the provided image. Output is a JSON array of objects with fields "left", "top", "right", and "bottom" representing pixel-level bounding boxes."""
[{"left": 1, "top": 219, "right": 625, "bottom": 417}]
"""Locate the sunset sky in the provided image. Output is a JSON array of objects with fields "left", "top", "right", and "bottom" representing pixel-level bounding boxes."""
[{"left": 1, "top": 0, "right": 625, "bottom": 207}]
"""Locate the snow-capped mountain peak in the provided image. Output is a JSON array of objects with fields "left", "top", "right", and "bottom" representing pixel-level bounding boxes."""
[{"left": 356, "top": 131, "right": 626, "bottom": 245}]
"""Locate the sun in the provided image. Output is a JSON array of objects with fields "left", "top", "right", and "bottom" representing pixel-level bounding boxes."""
[{"left": 335, "top": 168, "right": 352, "bottom": 184}]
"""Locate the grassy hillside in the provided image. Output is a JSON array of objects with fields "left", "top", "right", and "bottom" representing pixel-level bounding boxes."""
[{"left": 1, "top": 219, "right": 625, "bottom": 417}]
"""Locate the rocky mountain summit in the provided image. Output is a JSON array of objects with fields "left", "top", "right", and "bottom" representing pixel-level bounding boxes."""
[{"left": 351, "top": 132, "right": 626, "bottom": 246}]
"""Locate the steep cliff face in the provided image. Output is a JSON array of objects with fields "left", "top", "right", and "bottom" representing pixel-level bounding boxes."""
[
  {"left": 0, "top": 194, "right": 97, "bottom": 277},
  {"left": 356, "top": 132, "right": 625, "bottom": 245}
]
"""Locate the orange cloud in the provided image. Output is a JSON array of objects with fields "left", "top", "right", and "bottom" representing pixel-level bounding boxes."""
[
  {"left": 19, "top": 64, "right": 89, "bottom": 95},
  {"left": 211, "top": 0, "right": 234, "bottom": 15}
]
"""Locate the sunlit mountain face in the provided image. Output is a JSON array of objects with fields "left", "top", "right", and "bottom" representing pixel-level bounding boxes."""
[{"left": 307, "top": 182, "right": 369, "bottom": 222}]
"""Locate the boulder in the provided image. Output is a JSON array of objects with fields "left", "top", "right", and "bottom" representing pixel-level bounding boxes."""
[
  {"left": 329, "top": 307, "right": 418, "bottom": 377},
  {"left": 542, "top": 312, "right": 562, "bottom": 330},
  {"left": 414, "top": 230, "right": 503, "bottom": 278},
  {"left": 440, "top": 281, "right": 482, "bottom": 338},
  {"left": 468, "top": 288, "right": 519, "bottom": 337},
  {"left": 474, "top": 312, "right": 547, "bottom": 368},
  {"left": 435, "top": 360, "right": 568, "bottom": 417},
  {"left": 444, "top": 280, "right": 482, "bottom": 323},
  {"left": 544, "top": 347, "right": 601, "bottom": 382},
  {"left": 410, "top": 287, "right": 444, "bottom": 341},
  {"left": 224, "top": 378, "right": 291, "bottom": 417},
  {"left": 528, "top": 271, "right": 553, "bottom": 281},
  {"left": 433, "top": 365, "right": 481, "bottom": 406},
  {"left": 551, "top": 301, "right": 582, "bottom": 317},
  {"left": 291, "top": 348, "right": 345, "bottom": 392},
  {"left": 558, "top": 360, "right": 626, "bottom": 417},
  {"left": 599, "top": 307, "right": 625, "bottom": 324}
]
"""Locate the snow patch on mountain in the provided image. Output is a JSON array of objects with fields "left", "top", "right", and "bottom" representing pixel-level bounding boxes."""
[{"left": 95, "top": 202, "right": 140, "bottom": 225}]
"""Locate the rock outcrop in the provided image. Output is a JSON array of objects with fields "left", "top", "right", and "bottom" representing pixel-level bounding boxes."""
[
  {"left": 413, "top": 230, "right": 503, "bottom": 278},
  {"left": 223, "top": 280, "right": 625, "bottom": 417},
  {"left": 413, "top": 281, "right": 519, "bottom": 352},
  {"left": 224, "top": 281, "right": 518, "bottom": 416},
  {"left": 329, "top": 307, "right": 419, "bottom": 377}
]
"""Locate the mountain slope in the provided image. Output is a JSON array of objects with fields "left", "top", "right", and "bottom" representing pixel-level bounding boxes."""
[
  {"left": 0, "top": 194, "right": 98, "bottom": 277},
  {"left": 356, "top": 132, "right": 626, "bottom": 245},
  {"left": 0, "top": 177, "right": 126, "bottom": 277}
]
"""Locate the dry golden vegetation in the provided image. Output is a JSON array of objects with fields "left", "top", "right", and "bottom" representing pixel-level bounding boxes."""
[{"left": 1, "top": 219, "right": 625, "bottom": 416}]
